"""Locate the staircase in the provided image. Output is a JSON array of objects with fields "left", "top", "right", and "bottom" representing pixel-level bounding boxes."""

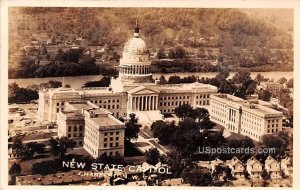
[{"left": 134, "top": 110, "right": 164, "bottom": 126}]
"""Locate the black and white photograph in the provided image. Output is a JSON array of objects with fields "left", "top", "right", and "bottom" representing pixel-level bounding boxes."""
[{"left": 1, "top": 1, "right": 298, "bottom": 188}]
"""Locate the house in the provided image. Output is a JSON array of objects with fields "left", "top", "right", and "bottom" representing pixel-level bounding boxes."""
[
  {"left": 210, "top": 159, "right": 228, "bottom": 181},
  {"left": 210, "top": 158, "right": 224, "bottom": 172},
  {"left": 126, "top": 180, "right": 147, "bottom": 186},
  {"left": 196, "top": 161, "right": 212, "bottom": 172},
  {"left": 265, "top": 156, "right": 281, "bottom": 179},
  {"left": 246, "top": 157, "right": 263, "bottom": 178},
  {"left": 228, "top": 157, "right": 245, "bottom": 178},
  {"left": 281, "top": 157, "right": 293, "bottom": 177},
  {"left": 161, "top": 178, "right": 190, "bottom": 186},
  {"left": 112, "top": 177, "right": 125, "bottom": 186}
]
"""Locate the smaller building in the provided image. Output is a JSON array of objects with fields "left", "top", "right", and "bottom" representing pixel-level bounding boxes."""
[
  {"left": 161, "top": 178, "right": 190, "bottom": 186},
  {"left": 265, "top": 156, "right": 281, "bottom": 179},
  {"left": 56, "top": 101, "right": 92, "bottom": 147},
  {"left": 280, "top": 157, "right": 293, "bottom": 177},
  {"left": 246, "top": 156, "right": 263, "bottom": 178},
  {"left": 228, "top": 157, "right": 245, "bottom": 178},
  {"left": 260, "top": 82, "right": 283, "bottom": 93},
  {"left": 127, "top": 180, "right": 147, "bottom": 186},
  {"left": 210, "top": 94, "right": 283, "bottom": 141},
  {"left": 83, "top": 107, "right": 125, "bottom": 158}
]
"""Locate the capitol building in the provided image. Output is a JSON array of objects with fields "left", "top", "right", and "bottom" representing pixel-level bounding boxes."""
[
  {"left": 38, "top": 21, "right": 218, "bottom": 125},
  {"left": 37, "top": 20, "right": 283, "bottom": 158}
]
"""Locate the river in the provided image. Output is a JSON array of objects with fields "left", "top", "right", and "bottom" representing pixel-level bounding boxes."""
[{"left": 9, "top": 71, "right": 293, "bottom": 88}]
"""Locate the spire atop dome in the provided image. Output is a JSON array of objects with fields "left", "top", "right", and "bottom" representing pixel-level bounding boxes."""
[{"left": 134, "top": 15, "right": 139, "bottom": 38}]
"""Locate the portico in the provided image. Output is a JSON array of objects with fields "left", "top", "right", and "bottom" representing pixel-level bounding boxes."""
[{"left": 128, "top": 86, "right": 159, "bottom": 111}]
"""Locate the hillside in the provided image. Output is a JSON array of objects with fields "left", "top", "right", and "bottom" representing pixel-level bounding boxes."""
[{"left": 8, "top": 7, "right": 293, "bottom": 77}]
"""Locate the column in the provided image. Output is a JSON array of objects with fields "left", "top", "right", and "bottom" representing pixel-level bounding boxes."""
[
  {"left": 141, "top": 96, "right": 144, "bottom": 111},
  {"left": 151, "top": 96, "right": 154, "bottom": 110},
  {"left": 132, "top": 97, "right": 135, "bottom": 110},
  {"left": 145, "top": 96, "right": 148, "bottom": 111},
  {"left": 154, "top": 96, "right": 157, "bottom": 110}
]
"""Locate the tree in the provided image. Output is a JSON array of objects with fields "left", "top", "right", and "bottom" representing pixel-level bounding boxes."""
[
  {"left": 158, "top": 75, "right": 167, "bottom": 85},
  {"left": 9, "top": 163, "right": 22, "bottom": 176},
  {"left": 40, "top": 80, "right": 62, "bottom": 89},
  {"left": 156, "top": 48, "right": 165, "bottom": 59},
  {"left": 124, "top": 113, "right": 139, "bottom": 141},
  {"left": 8, "top": 83, "right": 38, "bottom": 103},
  {"left": 49, "top": 137, "right": 75, "bottom": 157},
  {"left": 286, "top": 78, "right": 293, "bottom": 88},
  {"left": 182, "top": 166, "right": 212, "bottom": 186},
  {"left": 168, "top": 49, "right": 176, "bottom": 59},
  {"left": 151, "top": 120, "right": 175, "bottom": 145},
  {"left": 190, "top": 107, "right": 209, "bottom": 122},
  {"left": 258, "top": 89, "right": 272, "bottom": 101},
  {"left": 145, "top": 148, "right": 160, "bottom": 165},
  {"left": 262, "top": 133, "right": 288, "bottom": 158},
  {"left": 25, "top": 142, "right": 45, "bottom": 158},
  {"left": 255, "top": 73, "right": 267, "bottom": 85},
  {"left": 171, "top": 118, "right": 201, "bottom": 155},
  {"left": 218, "top": 80, "right": 237, "bottom": 94},
  {"left": 277, "top": 77, "right": 287, "bottom": 84},
  {"left": 232, "top": 70, "right": 257, "bottom": 98},
  {"left": 11, "top": 137, "right": 24, "bottom": 150},
  {"left": 174, "top": 46, "right": 186, "bottom": 58},
  {"left": 168, "top": 75, "right": 181, "bottom": 84},
  {"left": 174, "top": 104, "right": 193, "bottom": 120},
  {"left": 198, "top": 116, "right": 215, "bottom": 130},
  {"left": 83, "top": 77, "right": 111, "bottom": 87}
]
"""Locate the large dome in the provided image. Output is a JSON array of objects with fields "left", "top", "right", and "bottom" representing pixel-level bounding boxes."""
[{"left": 123, "top": 37, "right": 148, "bottom": 55}]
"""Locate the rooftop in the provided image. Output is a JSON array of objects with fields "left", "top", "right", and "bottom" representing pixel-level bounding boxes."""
[
  {"left": 68, "top": 101, "right": 96, "bottom": 111},
  {"left": 212, "top": 94, "right": 283, "bottom": 117},
  {"left": 16, "top": 170, "right": 104, "bottom": 185}
]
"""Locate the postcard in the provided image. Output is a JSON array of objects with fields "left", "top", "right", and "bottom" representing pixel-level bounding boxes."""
[{"left": 1, "top": 0, "right": 299, "bottom": 189}]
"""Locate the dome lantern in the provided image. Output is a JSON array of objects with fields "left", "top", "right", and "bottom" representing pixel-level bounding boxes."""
[{"left": 134, "top": 15, "right": 140, "bottom": 38}]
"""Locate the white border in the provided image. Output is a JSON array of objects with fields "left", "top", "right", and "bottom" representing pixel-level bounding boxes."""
[{"left": 1, "top": 1, "right": 300, "bottom": 190}]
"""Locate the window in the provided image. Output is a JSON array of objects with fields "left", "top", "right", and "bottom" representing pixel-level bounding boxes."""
[
  {"left": 110, "top": 137, "right": 113, "bottom": 141},
  {"left": 104, "top": 143, "right": 107, "bottom": 148},
  {"left": 110, "top": 132, "right": 113, "bottom": 135},
  {"left": 74, "top": 126, "right": 77, "bottom": 131},
  {"left": 115, "top": 142, "right": 119, "bottom": 147},
  {"left": 104, "top": 138, "right": 107, "bottom": 142},
  {"left": 57, "top": 108, "right": 59, "bottom": 113},
  {"left": 80, "top": 125, "right": 83, "bottom": 131},
  {"left": 79, "top": 133, "right": 83, "bottom": 137},
  {"left": 110, "top": 143, "right": 113, "bottom": 147},
  {"left": 104, "top": 132, "right": 108, "bottom": 136},
  {"left": 110, "top": 152, "right": 113, "bottom": 156},
  {"left": 57, "top": 102, "right": 60, "bottom": 106},
  {"left": 68, "top": 134, "right": 71, "bottom": 138},
  {"left": 116, "top": 131, "right": 119, "bottom": 135},
  {"left": 117, "top": 105, "right": 119, "bottom": 109},
  {"left": 68, "top": 126, "right": 72, "bottom": 132},
  {"left": 116, "top": 137, "right": 119, "bottom": 141}
]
